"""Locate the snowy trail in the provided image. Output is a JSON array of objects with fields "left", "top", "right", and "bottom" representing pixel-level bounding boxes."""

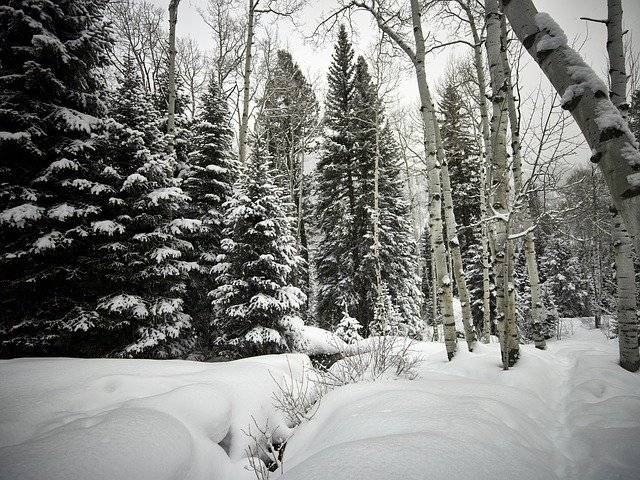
[{"left": 282, "top": 320, "right": 640, "bottom": 480}]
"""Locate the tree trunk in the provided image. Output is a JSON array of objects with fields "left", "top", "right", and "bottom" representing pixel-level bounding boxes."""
[
  {"left": 612, "top": 206, "right": 639, "bottom": 371},
  {"left": 463, "top": 2, "right": 493, "bottom": 344},
  {"left": 238, "top": 0, "right": 255, "bottom": 164},
  {"left": 502, "top": 0, "right": 640, "bottom": 252},
  {"left": 486, "top": 0, "right": 518, "bottom": 368},
  {"left": 167, "top": 0, "right": 181, "bottom": 153},
  {"left": 500, "top": 15, "right": 546, "bottom": 349},
  {"left": 433, "top": 110, "right": 477, "bottom": 350},
  {"left": 408, "top": 0, "right": 457, "bottom": 359},
  {"left": 607, "top": 0, "right": 628, "bottom": 120}
]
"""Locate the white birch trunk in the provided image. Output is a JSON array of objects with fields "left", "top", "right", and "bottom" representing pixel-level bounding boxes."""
[
  {"left": 486, "top": 0, "right": 518, "bottom": 368},
  {"left": 604, "top": 0, "right": 638, "bottom": 372},
  {"left": 612, "top": 206, "right": 640, "bottom": 371},
  {"left": 607, "top": 0, "right": 628, "bottom": 120},
  {"left": 238, "top": 0, "right": 255, "bottom": 164},
  {"left": 463, "top": 4, "right": 493, "bottom": 344},
  {"left": 167, "top": 0, "right": 181, "bottom": 153},
  {"left": 480, "top": 162, "right": 492, "bottom": 342},
  {"left": 502, "top": 0, "right": 640, "bottom": 252},
  {"left": 410, "top": 0, "right": 456, "bottom": 359},
  {"left": 500, "top": 15, "right": 546, "bottom": 350},
  {"left": 433, "top": 111, "right": 477, "bottom": 350}
]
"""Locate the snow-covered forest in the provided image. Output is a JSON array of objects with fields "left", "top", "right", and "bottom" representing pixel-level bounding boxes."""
[{"left": 1, "top": 0, "right": 640, "bottom": 479}]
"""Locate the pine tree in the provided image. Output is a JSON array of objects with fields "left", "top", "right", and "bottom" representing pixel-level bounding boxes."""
[
  {"left": 90, "top": 60, "right": 196, "bottom": 357},
  {"left": 438, "top": 80, "right": 481, "bottom": 250},
  {"left": 0, "top": 0, "right": 112, "bottom": 355},
  {"left": 258, "top": 50, "right": 319, "bottom": 310},
  {"left": 335, "top": 303, "right": 362, "bottom": 344},
  {"left": 315, "top": 32, "right": 422, "bottom": 336},
  {"left": 210, "top": 143, "right": 305, "bottom": 357},
  {"left": 315, "top": 25, "right": 359, "bottom": 329},
  {"left": 352, "top": 56, "right": 422, "bottom": 336},
  {"left": 181, "top": 76, "right": 237, "bottom": 348}
]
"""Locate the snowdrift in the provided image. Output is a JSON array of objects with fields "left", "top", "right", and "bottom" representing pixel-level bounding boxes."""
[
  {"left": 1, "top": 321, "right": 639, "bottom": 480},
  {"left": 0, "top": 354, "right": 311, "bottom": 480}
]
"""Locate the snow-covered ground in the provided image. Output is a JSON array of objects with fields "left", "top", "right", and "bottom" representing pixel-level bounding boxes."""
[{"left": 1, "top": 319, "right": 639, "bottom": 480}]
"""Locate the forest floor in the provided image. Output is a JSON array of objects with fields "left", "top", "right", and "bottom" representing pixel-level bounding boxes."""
[{"left": 1, "top": 319, "right": 639, "bottom": 480}]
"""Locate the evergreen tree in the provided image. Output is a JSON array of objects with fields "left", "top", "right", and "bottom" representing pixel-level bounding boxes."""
[
  {"left": 315, "top": 25, "right": 359, "bottom": 329},
  {"left": 181, "top": 76, "right": 237, "bottom": 349},
  {"left": 438, "top": 79, "right": 481, "bottom": 250},
  {"left": 335, "top": 303, "right": 362, "bottom": 344},
  {"left": 210, "top": 143, "right": 305, "bottom": 357},
  {"left": 0, "top": 0, "right": 112, "bottom": 355},
  {"left": 90, "top": 60, "right": 196, "bottom": 357},
  {"left": 315, "top": 31, "right": 422, "bottom": 336},
  {"left": 351, "top": 56, "right": 422, "bottom": 336},
  {"left": 258, "top": 50, "right": 320, "bottom": 310}
]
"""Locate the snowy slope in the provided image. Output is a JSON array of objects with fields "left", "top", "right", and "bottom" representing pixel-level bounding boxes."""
[
  {"left": 1, "top": 321, "right": 639, "bottom": 480},
  {"left": 282, "top": 321, "right": 640, "bottom": 480},
  {"left": 0, "top": 354, "right": 312, "bottom": 480}
]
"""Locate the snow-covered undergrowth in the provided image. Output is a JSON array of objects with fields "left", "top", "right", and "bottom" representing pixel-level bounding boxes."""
[{"left": 1, "top": 320, "right": 639, "bottom": 480}]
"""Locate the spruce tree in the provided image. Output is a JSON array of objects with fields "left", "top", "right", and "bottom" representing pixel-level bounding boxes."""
[
  {"left": 0, "top": 0, "right": 112, "bottom": 355},
  {"left": 258, "top": 50, "right": 319, "bottom": 310},
  {"left": 91, "top": 60, "right": 196, "bottom": 357},
  {"left": 210, "top": 143, "right": 305, "bottom": 357},
  {"left": 181, "top": 76, "right": 237, "bottom": 348},
  {"left": 315, "top": 25, "right": 359, "bottom": 329},
  {"left": 351, "top": 56, "right": 422, "bottom": 337},
  {"left": 438, "top": 80, "right": 481, "bottom": 250}
]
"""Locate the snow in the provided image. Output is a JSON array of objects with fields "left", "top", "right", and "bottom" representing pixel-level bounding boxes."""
[
  {"left": 534, "top": 12, "right": 568, "bottom": 52},
  {"left": 283, "top": 320, "right": 640, "bottom": 480},
  {"left": 2, "top": 321, "right": 639, "bottom": 480},
  {"left": 0, "top": 354, "right": 312, "bottom": 480},
  {"left": 0, "top": 203, "right": 44, "bottom": 228},
  {"left": 91, "top": 220, "right": 125, "bottom": 236},
  {"left": 299, "top": 325, "right": 347, "bottom": 355}
]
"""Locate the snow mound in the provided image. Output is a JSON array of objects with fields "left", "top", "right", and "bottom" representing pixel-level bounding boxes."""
[
  {"left": 282, "top": 321, "right": 640, "bottom": 480},
  {"left": 0, "top": 354, "right": 312, "bottom": 480}
]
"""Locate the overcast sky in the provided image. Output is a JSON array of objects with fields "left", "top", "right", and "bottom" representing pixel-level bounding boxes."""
[{"left": 152, "top": 0, "right": 640, "bottom": 165}]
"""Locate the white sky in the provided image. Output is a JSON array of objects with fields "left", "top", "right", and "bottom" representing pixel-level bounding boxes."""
[{"left": 153, "top": 0, "right": 640, "bottom": 165}]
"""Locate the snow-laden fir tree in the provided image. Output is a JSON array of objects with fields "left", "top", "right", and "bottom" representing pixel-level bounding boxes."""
[
  {"left": 91, "top": 59, "right": 196, "bottom": 357},
  {"left": 315, "top": 25, "right": 359, "bottom": 329},
  {"left": 0, "top": 0, "right": 112, "bottom": 355},
  {"left": 181, "top": 76, "right": 237, "bottom": 349},
  {"left": 210, "top": 142, "right": 306, "bottom": 357},
  {"left": 258, "top": 50, "right": 319, "bottom": 312},
  {"left": 438, "top": 77, "right": 481, "bottom": 250},
  {"left": 315, "top": 28, "right": 421, "bottom": 336},
  {"left": 335, "top": 303, "right": 362, "bottom": 344},
  {"left": 351, "top": 55, "right": 422, "bottom": 336}
]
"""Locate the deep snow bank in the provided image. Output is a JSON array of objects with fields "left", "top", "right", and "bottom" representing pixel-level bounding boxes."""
[
  {"left": 0, "top": 354, "right": 312, "bottom": 480},
  {"left": 282, "top": 321, "right": 640, "bottom": 480}
]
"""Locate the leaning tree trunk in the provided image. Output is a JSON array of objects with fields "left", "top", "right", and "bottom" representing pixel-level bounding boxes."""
[
  {"left": 612, "top": 206, "right": 640, "bottom": 371},
  {"left": 500, "top": 15, "right": 546, "bottom": 350},
  {"left": 238, "top": 0, "right": 255, "bottom": 164},
  {"left": 607, "top": 0, "right": 628, "bottom": 121},
  {"left": 486, "top": 0, "right": 518, "bottom": 368},
  {"left": 408, "top": 0, "right": 457, "bottom": 359},
  {"left": 167, "top": 0, "right": 181, "bottom": 153},
  {"left": 501, "top": 0, "right": 640, "bottom": 253}
]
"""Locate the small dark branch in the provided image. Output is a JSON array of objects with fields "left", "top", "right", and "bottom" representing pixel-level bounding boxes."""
[{"left": 579, "top": 17, "right": 609, "bottom": 25}]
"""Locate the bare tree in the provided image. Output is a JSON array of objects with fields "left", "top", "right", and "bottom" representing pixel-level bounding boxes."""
[{"left": 177, "top": 37, "right": 208, "bottom": 121}]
